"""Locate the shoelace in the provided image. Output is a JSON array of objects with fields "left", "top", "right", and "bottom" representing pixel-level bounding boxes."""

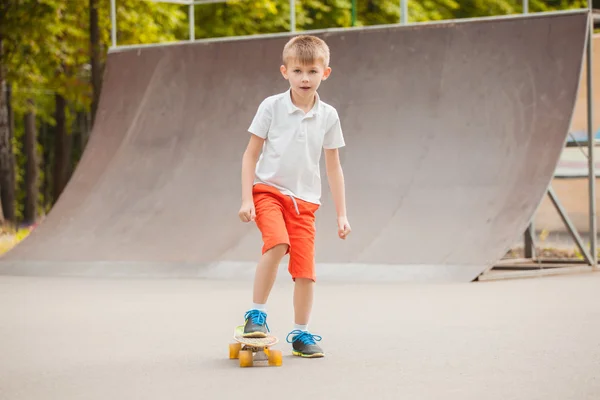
[
  {"left": 286, "top": 330, "right": 322, "bottom": 345},
  {"left": 244, "top": 309, "right": 269, "bottom": 331}
]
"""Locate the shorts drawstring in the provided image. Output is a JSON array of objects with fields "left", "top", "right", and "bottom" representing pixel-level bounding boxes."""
[{"left": 289, "top": 195, "right": 300, "bottom": 215}]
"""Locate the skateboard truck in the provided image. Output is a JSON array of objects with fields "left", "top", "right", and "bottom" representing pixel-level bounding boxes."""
[{"left": 230, "top": 326, "right": 282, "bottom": 367}]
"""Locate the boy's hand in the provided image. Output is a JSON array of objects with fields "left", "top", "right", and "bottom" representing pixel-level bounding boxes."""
[
  {"left": 337, "top": 216, "right": 351, "bottom": 239},
  {"left": 239, "top": 201, "right": 256, "bottom": 222}
]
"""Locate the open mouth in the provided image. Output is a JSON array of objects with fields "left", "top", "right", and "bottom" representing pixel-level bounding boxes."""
[{"left": 300, "top": 86, "right": 311, "bottom": 90}]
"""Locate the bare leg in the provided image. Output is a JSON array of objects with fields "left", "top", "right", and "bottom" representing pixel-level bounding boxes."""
[
  {"left": 252, "top": 244, "right": 288, "bottom": 304},
  {"left": 293, "top": 278, "right": 314, "bottom": 325}
]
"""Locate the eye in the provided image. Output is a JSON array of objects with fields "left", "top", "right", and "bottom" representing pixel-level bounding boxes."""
[{"left": 310, "top": 70, "right": 317, "bottom": 74}]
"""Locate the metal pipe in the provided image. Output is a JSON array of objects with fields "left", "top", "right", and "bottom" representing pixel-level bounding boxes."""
[
  {"left": 523, "top": 0, "right": 528, "bottom": 14},
  {"left": 111, "top": 0, "right": 117, "bottom": 48},
  {"left": 547, "top": 187, "right": 595, "bottom": 266},
  {"left": 192, "top": 0, "right": 227, "bottom": 3},
  {"left": 290, "top": 0, "right": 295, "bottom": 32},
  {"left": 189, "top": 3, "right": 195, "bottom": 41},
  {"left": 586, "top": 7, "right": 597, "bottom": 265},
  {"left": 400, "top": 0, "right": 408, "bottom": 25}
]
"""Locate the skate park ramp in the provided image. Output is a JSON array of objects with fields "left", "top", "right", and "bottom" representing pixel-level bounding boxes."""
[{"left": 0, "top": 11, "right": 590, "bottom": 282}]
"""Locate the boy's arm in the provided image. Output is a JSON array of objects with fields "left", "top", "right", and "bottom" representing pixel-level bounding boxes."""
[
  {"left": 324, "top": 148, "right": 351, "bottom": 239},
  {"left": 239, "top": 134, "right": 265, "bottom": 222}
]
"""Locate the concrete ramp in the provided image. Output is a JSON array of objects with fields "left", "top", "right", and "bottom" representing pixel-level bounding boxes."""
[{"left": 0, "top": 11, "right": 589, "bottom": 282}]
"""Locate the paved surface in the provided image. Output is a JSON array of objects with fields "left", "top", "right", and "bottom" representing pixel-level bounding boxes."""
[
  {"left": 1, "top": 11, "right": 598, "bottom": 400},
  {"left": 0, "top": 11, "right": 589, "bottom": 282},
  {"left": 1, "top": 273, "right": 599, "bottom": 399}
]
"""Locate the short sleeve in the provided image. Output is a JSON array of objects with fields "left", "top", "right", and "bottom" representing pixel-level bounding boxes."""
[
  {"left": 248, "top": 98, "right": 272, "bottom": 139},
  {"left": 322, "top": 109, "right": 345, "bottom": 149}
]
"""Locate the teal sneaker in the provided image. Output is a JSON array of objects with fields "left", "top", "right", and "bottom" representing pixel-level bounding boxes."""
[
  {"left": 286, "top": 330, "right": 324, "bottom": 358},
  {"left": 243, "top": 309, "right": 269, "bottom": 338}
]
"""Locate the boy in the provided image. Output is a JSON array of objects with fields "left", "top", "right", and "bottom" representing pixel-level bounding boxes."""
[{"left": 238, "top": 34, "right": 350, "bottom": 358}]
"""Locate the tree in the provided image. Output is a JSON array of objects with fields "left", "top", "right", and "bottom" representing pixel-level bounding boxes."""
[
  {"left": 193, "top": 1, "right": 290, "bottom": 38},
  {"left": 90, "top": 0, "right": 101, "bottom": 125},
  {"left": 297, "top": 0, "right": 352, "bottom": 30},
  {"left": 23, "top": 98, "right": 38, "bottom": 223},
  {"left": 2, "top": 1, "right": 187, "bottom": 221},
  {"left": 0, "top": 0, "right": 60, "bottom": 224},
  {"left": 97, "top": 0, "right": 188, "bottom": 46},
  {"left": 0, "top": 41, "right": 13, "bottom": 224}
]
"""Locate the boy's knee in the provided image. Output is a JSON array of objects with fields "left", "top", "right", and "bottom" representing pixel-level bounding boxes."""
[
  {"left": 265, "top": 243, "right": 289, "bottom": 260},
  {"left": 294, "top": 277, "right": 314, "bottom": 284}
]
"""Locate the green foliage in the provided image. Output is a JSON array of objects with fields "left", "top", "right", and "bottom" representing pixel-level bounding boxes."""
[
  {"left": 408, "top": 0, "right": 460, "bottom": 23},
  {"left": 97, "top": 0, "right": 188, "bottom": 46},
  {"left": 297, "top": 0, "right": 352, "bottom": 30},
  {"left": 190, "top": 0, "right": 459, "bottom": 37},
  {"left": 5, "top": 1, "right": 188, "bottom": 121},
  {"left": 451, "top": 0, "right": 587, "bottom": 18},
  {"left": 193, "top": 1, "right": 289, "bottom": 38}
]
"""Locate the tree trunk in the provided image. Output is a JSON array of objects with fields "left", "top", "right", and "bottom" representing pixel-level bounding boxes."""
[
  {"left": 0, "top": 38, "right": 15, "bottom": 224},
  {"left": 24, "top": 99, "right": 38, "bottom": 224},
  {"left": 40, "top": 122, "right": 52, "bottom": 213},
  {"left": 72, "top": 111, "right": 87, "bottom": 170},
  {"left": 7, "top": 82, "right": 15, "bottom": 220},
  {"left": 52, "top": 94, "right": 68, "bottom": 203},
  {"left": 7, "top": 83, "right": 16, "bottom": 221},
  {"left": 90, "top": 0, "right": 101, "bottom": 125},
  {"left": 65, "top": 112, "right": 73, "bottom": 180}
]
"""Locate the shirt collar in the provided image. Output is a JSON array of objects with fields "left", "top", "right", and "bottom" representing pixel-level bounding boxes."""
[{"left": 285, "top": 87, "right": 321, "bottom": 117}]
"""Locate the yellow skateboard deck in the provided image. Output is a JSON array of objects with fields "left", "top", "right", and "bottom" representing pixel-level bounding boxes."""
[{"left": 233, "top": 325, "right": 278, "bottom": 347}]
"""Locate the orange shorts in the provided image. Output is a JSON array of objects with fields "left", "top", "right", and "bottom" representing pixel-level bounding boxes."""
[{"left": 253, "top": 183, "right": 320, "bottom": 281}]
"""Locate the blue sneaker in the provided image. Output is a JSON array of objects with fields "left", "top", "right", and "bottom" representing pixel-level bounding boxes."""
[
  {"left": 243, "top": 309, "right": 269, "bottom": 338},
  {"left": 286, "top": 330, "right": 324, "bottom": 358}
]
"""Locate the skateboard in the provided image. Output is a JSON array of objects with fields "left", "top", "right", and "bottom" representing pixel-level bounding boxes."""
[{"left": 229, "top": 325, "right": 283, "bottom": 367}]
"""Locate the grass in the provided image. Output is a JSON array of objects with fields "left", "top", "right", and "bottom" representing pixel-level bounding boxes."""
[
  {"left": 504, "top": 229, "right": 600, "bottom": 260},
  {"left": 0, "top": 225, "right": 35, "bottom": 255},
  {"left": 505, "top": 246, "right": 587, "bottom": 260}
]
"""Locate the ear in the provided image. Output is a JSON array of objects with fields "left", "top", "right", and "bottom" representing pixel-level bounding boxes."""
[
  {"left": 280, "top": 65, "right": 289, "bottom": 80},
  {"left": 322, "top": 66, "right": 332, "bottom": 80}
]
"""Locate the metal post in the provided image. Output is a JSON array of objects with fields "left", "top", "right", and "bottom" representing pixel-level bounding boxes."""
[
  {"left": 524, "top": 222, "right": 536, "bottom": 259},
  {"left": 586, "top": 7, "right": 597, "bottom": 265},
  {"left": 110, "top": 0, "right": 117, "bottom": 48},
  {"left": 522, "top": 0, "right": 528, "bottom": 14},
  {"left": 352, "top": 0, "right": 357, "bottom": 27},
  {"left": 189, "top": 3, "right": 195, "bottom": 41},
  {"left": 290, "top": 0, "right": 295, "bottom": 32},
  {"left": 547, "top": 186, "right": 595, "bottom": 266},
  {"left": 400, "top": 0, "right": 408, "bottom": 25}
]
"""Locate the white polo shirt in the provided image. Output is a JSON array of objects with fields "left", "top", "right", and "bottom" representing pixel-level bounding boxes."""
[{"left": 248, "top": 88, "right": 345, "bottom": 205}]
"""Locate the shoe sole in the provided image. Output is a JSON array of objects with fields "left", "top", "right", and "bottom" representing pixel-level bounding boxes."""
[
  {"left": 242, "top": 332, "right": 268, "bottom": 338},
  {"left": 292, "top": 350, "right": 324, "bottom": 358}
]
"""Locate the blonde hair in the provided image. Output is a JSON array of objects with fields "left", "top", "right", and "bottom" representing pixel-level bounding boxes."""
[{"left": 282, "top": 35, "right": 330, "bottom": 67}]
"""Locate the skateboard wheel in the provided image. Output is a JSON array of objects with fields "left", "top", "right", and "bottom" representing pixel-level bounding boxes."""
[
  {"left": 268, "top": 349, "right": 282, "bottom": 366},
  {"left": 239, "top": 350, "right": 253, "bottom": 367},
  {"left": 229, "top": 342, "right": 241, "bottom": 359}
]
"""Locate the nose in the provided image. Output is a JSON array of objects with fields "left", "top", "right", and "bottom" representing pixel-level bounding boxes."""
[{"left": 302, "top": 73, "right": 309, "bottom": 82}]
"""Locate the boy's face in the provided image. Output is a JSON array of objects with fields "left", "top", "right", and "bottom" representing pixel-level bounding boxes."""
[{"left": 280, "top": 58, "right": 332, "bottom": 100}]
